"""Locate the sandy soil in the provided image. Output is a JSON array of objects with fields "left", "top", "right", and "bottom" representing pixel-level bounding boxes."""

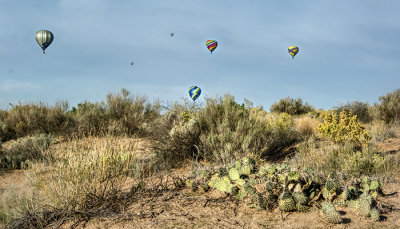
[{"left": 52, "top": 180, "right": 399, "bottom": 229}]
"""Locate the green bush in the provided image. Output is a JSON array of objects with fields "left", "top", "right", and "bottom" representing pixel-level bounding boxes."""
[
  {"left": 376, "top": 89, "right": 400, "bottom": 123},
  {"left": 0, "top": 134, "right": 53, "bottom": 169},
  {"left": 270, "top": 97, "right": 314, "bottom": 115},
  {"left": 334, "top": 101, "right": 372, "bottom": 123}
]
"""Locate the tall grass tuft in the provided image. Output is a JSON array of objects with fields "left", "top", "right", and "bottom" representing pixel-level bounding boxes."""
[
  {"left": 0, "top": 136, "right": 149, "bottom": 226},
  {"left": 295, "top": 116, "right": 319, "bottom": 138}
]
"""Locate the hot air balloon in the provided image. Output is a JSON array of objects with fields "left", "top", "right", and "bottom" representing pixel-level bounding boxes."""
[
  {"left": 130, "top": 62, "right": 134, "bottom": 65},
  {"left": 288, "top": 46, "right": 299, "bottom": 59},
  {"left": 35, "top": 30, "right": 54, "bottom": 54},
  {"left": 170, "top": 32, "right": 175, "bottom": 37},
  {"left": 188, "top": 86, "right": 201, "bottom": 101},
  {"left": 206, "top": 40, "right": 218, "bottom": 54}
]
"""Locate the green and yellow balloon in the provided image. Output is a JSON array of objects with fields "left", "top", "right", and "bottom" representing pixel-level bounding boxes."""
[
  {"left": 288, "top": 46, "right": 299, "bottom": 59},
  {"left": 188, "top": 86, "right": 201, "bottom": 101}
]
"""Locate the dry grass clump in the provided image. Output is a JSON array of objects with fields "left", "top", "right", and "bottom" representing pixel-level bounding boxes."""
[
  {"left": 291, "top": 139, "right": 400, "bottom": 181},
  {"left": 295, "top": 116, "right": 319, "bottom": 138},
  {"left": 0, "top": 136, "right": 151, "bottom": 226},
  {"left": 367, "top": 120, "right": 397, "bottom": 143},
  {"left": 0, "top": 176, "right": 41, "bottom": 226}
]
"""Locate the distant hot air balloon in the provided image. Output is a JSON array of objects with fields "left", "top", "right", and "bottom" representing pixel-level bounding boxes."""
[
  {"left": 188, "top": 86, "right": 201, "bottom": 101},
  {"left": 35, "top": 30, "right": 54, "bottom": 54},
  {"left": 170, "top": 32, "right": 174, "bottom": 37},
  {"left": 130, "top": 62, "right": 134, "bottom": 65},
  {"left": 288, "top": 46, "right": 299, "bottom": 59},
  {"left": 206, "top": 40, "right": 218, "bottom": 54}
]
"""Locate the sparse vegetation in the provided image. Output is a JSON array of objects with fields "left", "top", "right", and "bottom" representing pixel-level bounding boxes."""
[{"left": 0, "top": 88, "right": 399, "bottom": 228}]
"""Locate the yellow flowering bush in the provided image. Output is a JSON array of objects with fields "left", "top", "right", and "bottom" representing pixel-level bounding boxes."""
[{"left": 317, "top": 111, "right": 370, "bottom": 145}]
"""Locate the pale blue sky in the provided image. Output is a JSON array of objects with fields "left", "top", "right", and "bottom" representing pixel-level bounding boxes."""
[{"left": 0, "top": 0, "right": 399, "bottom": 110}]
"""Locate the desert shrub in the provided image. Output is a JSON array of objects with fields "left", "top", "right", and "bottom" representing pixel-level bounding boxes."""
[
  {"left": 197, "top": 95, "right": 298, "bottom": 163},
  {"left": 150, "top": 101, "right": 199, "bottom": 169},
  {"left": 334, "top": 101, "right": 372, "bottom": 123},
  {"left": 0, "top": 134, "right": 53, "bottom": 169},
  {"left": 197, "top": 95, "right": 259, "bottom": 164},
  {"left": 317, "top": 111, "right": 370, "bottom": 145},
  {"left": 0, "top": 102, "right": 72, "bottom": 141},
  {"left": 72, "top": 101, "right": 108, "bottom": 136},
  {"left": 376, "top": 89, "right": 400, "bottom": 123},
  {"left": 105, "top": 88, "right": 161, "bottom": 136},
  {"left": 295, "top": 116, "right": 319, "bottom": 138},
  {"left": 71, "top": 88, "right": 161, "bottom": 137},
  {"left": 155, "top": 95, "right": 299, "bottom": 166},
  {"left": 270, "top": 97, "right": 314, "bottom": 115}
]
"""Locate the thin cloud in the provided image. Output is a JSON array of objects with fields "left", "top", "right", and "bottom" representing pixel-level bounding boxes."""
[{"left": 0, "top": 80, "right": 41, "bottom": 92}]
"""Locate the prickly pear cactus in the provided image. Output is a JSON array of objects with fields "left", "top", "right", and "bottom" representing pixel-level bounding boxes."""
[
  {"left": 229, "top": 168, "right": 240, "bottom": 181},
  {"left": 279, "top": 192, "right": 296, "bottom": 212},
  {"left": 288, "top": 171, "right": 300, "bottom": 182},
  {"left": 292, "top": 192, "right": 308, "bottom": 205},
  {"left": 358, "top": 193, "right": 373, "bottom": 217},
  {"left": 321, "top": 202, "right": 342, "bottom": 224},
  {"left": 369, "top": 208, "right": 380, "bottom": 222},
  {"left": 251, "top": 193, "right": 267, "bottom": 210}
]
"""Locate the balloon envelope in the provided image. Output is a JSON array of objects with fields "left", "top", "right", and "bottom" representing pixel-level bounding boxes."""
[
  {"left": 288, "top": 46, "right": 299, "bottom": 59},
  {"left": 206, "top": 40, "right": 218, "bottom": 53},
  {"left": 35, "top": 30, "right": 54, "bottom": 54},
  {"left": 188, "top": 86, "right": 201, "bottom": 101}
]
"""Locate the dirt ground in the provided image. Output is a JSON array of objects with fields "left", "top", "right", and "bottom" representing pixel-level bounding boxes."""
[{"left": 51, "top": 180, "right": 398, "bottom": 229}]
